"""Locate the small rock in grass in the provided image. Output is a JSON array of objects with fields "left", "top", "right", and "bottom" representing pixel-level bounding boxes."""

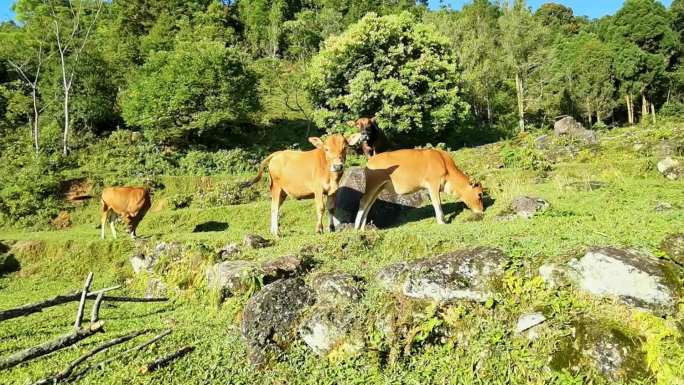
[
  {"left": 206, "top": 260, "right": 262, "bottom": 299},
  {"left": 244, "top": 234, "right": 273, "bottom": 249},
  {"left": 218, "top": 243, "right": 240, "bottom": 259},
  {"left": 261, "top": 254, "right": 312, "bottom": 282},
  {"left": 657, "top": 157, "right": 682, "bottom": 180},
  {"left": 511, "top": 196, "right": 550, "bottom": 219},
  {"left": 654, "top": 202, "right": 673, "bottom": 212},
  {"left": 515, "top": 312, "right": 547, "bottom": 338}
]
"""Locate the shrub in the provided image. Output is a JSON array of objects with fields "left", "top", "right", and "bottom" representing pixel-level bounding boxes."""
[
  {"left": 306, "top": 12, "right": 469, "bottom": 140},
  {"left": 178, "top": 148, "right": 259, "bottom": 176}
]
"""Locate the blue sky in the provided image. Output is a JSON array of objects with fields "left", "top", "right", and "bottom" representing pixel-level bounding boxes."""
[{"left": 0, "top": 0, "right": 676, "bottom": 22}]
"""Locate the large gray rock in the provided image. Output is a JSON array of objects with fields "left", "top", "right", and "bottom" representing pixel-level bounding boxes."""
[
  {"left": 377, "top": 247, "right": 508, "bottom": 303},
  {"left": 553, "top": 116, "right": 598, "bottom": 144},
  {"left": 657, "top": 157, "right": 681, "bottom": 180},
  {"left": 550, "top": 320, "right": 649, "bottom": 382},
  {"left": 567, "top": 247, "right": 679, "bottom": 314},
  {"left": 511, "top": 196, "right": 549, "bottom": 219},
  {"left": 206, "top": 260, "right": 262, "bottom": 298},
  {"left": 130, "top": 242, "right": 179, "bottom": 274},
  {"left": 241, "top": 278, "right": 315, "bottom": 365},
  {"left": 333, "top": 167, "right": 428, "bottom": 228}
]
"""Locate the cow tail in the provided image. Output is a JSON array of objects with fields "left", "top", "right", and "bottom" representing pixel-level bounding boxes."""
[{"left": 241, "top": 153, "right": 277, "bottom": 188}]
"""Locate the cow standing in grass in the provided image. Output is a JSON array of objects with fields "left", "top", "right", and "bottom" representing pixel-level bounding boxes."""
[
  {"left": 243, "top": 134, "right": 361, "bottom": 236},
  {"left": 100, "top": 187, "right": 151, "bottom": 239},
  {"left": 354, "top": 149, "right": 484, "bottom": 230}
]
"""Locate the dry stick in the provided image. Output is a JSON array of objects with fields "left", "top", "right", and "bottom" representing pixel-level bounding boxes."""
[
  {"left": 32, "top": 330, "right": 148, "bottom": 385},
  {"left": 73, "top": 329, "right": 172, "bottom": 380},
  {"left": 0, "top": 286, "right": 121, "bottom": 322},
  {"left": 139, "top": 346, "right": 195, "bottom": 374},
  {"left": 74, "top": 272, "right": 94, "bottom": 329},
  {"left": 90, "top": 292, "right": 104, "bottom": 324},
  {"left": 0, "top": 321, "right": 104, "bottom": 370},
  {"left": 100, "top": 296, "right": 168, "bottom": 303}
]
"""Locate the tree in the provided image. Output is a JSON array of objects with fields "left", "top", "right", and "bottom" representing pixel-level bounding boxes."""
[
  {"left": 120, "top": 40, "right": 260, "bottom": 144},
  {"left": 237, "top": 0, "right": 304, "bottom": 57},
  {"left": 306, "top": 12, "right": 469, "bottom": 140},
  {"left": 608, "top": 0, "right": 678, "bottom": 123},
  {"left": 535, "top": 3, "right": 581, "bottom": 35},
  {"left": 499, "top": 0, "right": 550, "bottom": 132},
  {"left": 426, "top": 1, "right": 504, "bottom": 126}
]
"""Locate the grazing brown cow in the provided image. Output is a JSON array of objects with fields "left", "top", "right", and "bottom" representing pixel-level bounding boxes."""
[
  {"left": 349, "top": 117, "right": 390, "bottom": 158},
  {"left": 354, "top": 149, "right": 484, "bottom": 230},
  {"left": 100, "top": 187, "right": 151, "bottom": 239},
  {"left": 243, "top": 134, "right": 361, "bottom": 236}
]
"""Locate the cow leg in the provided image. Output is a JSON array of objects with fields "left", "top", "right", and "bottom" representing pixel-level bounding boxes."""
[
  {"left": 355, "top": 174, "right": 389, "bottom": 230},
  {"left": 327, "top": 194, "right": 336, "bottom": 232},
  {"left": 314, "top": 192, "right": 325, "bottom": 234},
  {"left": 427, "top": 183, "right": 446, "bottom": 225},
  {"left": 270, "top": 183, "right": 285, "bottom": 236},
  {"left": 100, "top": 203, "right": 109, "bottom": 240},
  {"left": 109, "top": 213, "right": 118, "bottom": 239}
]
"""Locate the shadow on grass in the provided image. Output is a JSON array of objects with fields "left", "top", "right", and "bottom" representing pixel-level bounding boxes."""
[{"left": 193, "top": 221, "right": 229, "bottom": 232}]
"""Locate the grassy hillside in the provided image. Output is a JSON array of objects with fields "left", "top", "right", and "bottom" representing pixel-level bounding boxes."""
[{"left": 0, "top": 123, "right": 683, "bottom": 384}]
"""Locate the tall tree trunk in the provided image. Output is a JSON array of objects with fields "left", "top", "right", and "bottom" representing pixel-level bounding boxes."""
[
  {"left": 62, "top": 90, "right": 69, "bottom": 156},
  {"left": 641, "top": 93, "right": 648, "bottom": 122},
  {"left": 486, "top": 96, "right": 492, "bottom": 126},
  {"left": 625, "top": 94, "right": 633, "bottom": 125},
  {"left": 31, "top": 87, "right": 39, "bottom": 153},
  {"left": 651, "top": 102, "right": 656, "bottom": 125},
  {"left": 515, "top": 72, "right": 525, "bottom": 132}
]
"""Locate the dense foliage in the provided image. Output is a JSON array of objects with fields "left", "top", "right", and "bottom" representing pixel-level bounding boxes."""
[{"left": 1, "top": 0, "right": 684, "bottom": 224}]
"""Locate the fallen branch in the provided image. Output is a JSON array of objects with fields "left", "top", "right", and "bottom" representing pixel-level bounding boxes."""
[
  {"left": 74, "top": 272, "right": 94, "bottom": 329},
  {"left": 73, "top": 329, "right": 172, "bottom": 379},
  {"left": 90, "top": 292, "right": 104, "bottom": 324},
  {"left": 33, "top": 329, "right": 147, "bottom": 385},
  {"left": 0, "top": 321, "right": 104, "bottom": 370},
  {"left": 139, "top": 345, "right": 194, "bottom": 374},
  {"left": 100, "top": 296, "right": 168, "bottom": 303},
  {"left": 0, "top": 286, "right": 121, "bottom": 322}
]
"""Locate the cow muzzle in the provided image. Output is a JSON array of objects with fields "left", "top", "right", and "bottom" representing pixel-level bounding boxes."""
[{"left": 330, "top": 163, "right": 344, "bottom": 173}]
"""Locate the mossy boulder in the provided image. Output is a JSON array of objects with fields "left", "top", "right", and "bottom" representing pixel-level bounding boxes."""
[
  {"left": 298, "top": 272, "right": 365, "bottom": 356},
  {"left": 661, "top": 233, "right": 684, "bottom": 265},
  {"left": 241, "top": 278, "right": 315, "bottom": 365},
  {"left": 550, "top": 319, "right": 650, "bottom": 383},
  {"left": 567, "top": 247, "right": 679, "bottom": 315},
  {"left": 377, "top": 247, "right": 508, "bottom": 303},
  {"left": 206, "top": 260, "right": 262, "bottom": 299}
]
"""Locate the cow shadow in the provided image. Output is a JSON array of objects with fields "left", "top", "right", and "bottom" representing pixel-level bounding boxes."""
[{"left": 193, "top": 221, "right": 229, "bottom": 232}]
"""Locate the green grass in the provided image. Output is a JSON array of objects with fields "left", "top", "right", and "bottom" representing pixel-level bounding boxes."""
[{"left": 1, "top": 124, "right": 683, "bottom": 384}]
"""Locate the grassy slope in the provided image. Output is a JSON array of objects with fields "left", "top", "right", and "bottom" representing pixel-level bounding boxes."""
[{"left": 0, "top": 125, "right": 683, "bottom": 384}]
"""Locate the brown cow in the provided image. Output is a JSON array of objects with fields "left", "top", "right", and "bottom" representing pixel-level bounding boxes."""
[
  {"left": 243, "top": 134, "right": 361, "bottom": 236},
  {"left": 354, "top": 149, "right": 484, "bottom": 230},
  {"left": 349, "top": 117, "right": 390, "bottom": 158},
  {"left": 100, "top": 186, "right": 151, "bottom": 239}
]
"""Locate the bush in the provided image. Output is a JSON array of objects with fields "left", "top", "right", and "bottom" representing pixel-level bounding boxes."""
[
  {"left": 178, "top": 148, "right": 259, "bottom": 176},
  {"left": 120, "top": 40, "right": 260, "bottom": 144},
  {"left": 659, "top": 101, "right": 684, "bottom": 118},
  {"left": 306, "top": 12, "right": 469, "bottom": 140},
  {"left": 0, "top": 138, "right": 68, "bottom": 226}
]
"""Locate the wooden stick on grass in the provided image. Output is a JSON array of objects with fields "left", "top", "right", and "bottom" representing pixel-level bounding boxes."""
[
  {"left": 0, "top": 286, "right": 121, "bottom": 322},
  {"left": 0, "top": 321, "right": 104, "bottom": 370},
  {"left": 73, "top": 329, "right": 172, "bottom": 380},
  {"left": 90, "top": 292, "right": 105, "bottom": 324},
  {"left": 32, "top": 330, "right": 148, "bottom": 385},
  {"left": 139, "top": 345, "right": 194, "bottom": 374},
  {"left": 74, "top": 272, "right": 94, "bottom": 329}
]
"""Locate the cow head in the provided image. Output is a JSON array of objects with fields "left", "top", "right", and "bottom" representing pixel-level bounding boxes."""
[
  {"left": 348, "top": 117, "right": 377, "bottom": 143},
  {"left": 461, "top": 182, "right": 485, "bottom": 214},
  {"left": 309, "top": 135, "right": 350, "bottom": 173}
]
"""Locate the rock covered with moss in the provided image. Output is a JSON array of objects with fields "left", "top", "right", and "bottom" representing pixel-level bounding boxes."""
[
  {"left": 566, "top": 247, "right": 679, "bottom": 315},
  {"left": 241, "top": 278, "right": 315, "bottom": 365},
  {"left": 377, "top": 247, "right": 508, "bottom": 303},
  {"left": 550, "top": 319, "right": 650, "bottom": 383},
  {"left": 661, "top": 233, "right": 684, "bottom": 265},
  {"left": 206, "top": 260, "right": 262, "bottom": 298}
]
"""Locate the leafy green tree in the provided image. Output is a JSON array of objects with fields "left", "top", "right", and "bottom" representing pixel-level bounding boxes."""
[
  {"left": 608, "top": 0, "right": 678, "bottom": 123},
  {"left": 282, "top": 8, "right": 343, "bottom": 60},
  {"left": 499, "top": 0, "right": 550, "bottom": 131},
  {"left": 237, "top": 0, "right": 304, "bottom": 57},
  {"left": 306, "top": 12, "right": 469, "bottom": 140},
  {"left": 535, "top": 3, "right": 582, "bottom": 35},
  {"left": 120, "top": 40, "right": 260, "bottom": 144}
]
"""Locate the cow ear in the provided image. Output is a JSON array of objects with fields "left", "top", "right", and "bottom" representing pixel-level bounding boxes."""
[
  {"left": 308, "top": 137, "right": 324, "bottom": 148},
  {"left": 346, "top": 133, "right": 363, "bottom": 146},
  {"left": 370, "top": 116, "right": 377, "bottom": 124}
]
